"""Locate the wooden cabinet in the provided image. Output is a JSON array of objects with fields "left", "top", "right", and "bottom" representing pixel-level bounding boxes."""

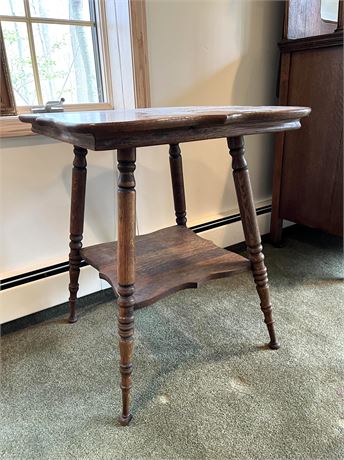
[{"left": 270, "top": 1, "right": 343, "bottom": 242}]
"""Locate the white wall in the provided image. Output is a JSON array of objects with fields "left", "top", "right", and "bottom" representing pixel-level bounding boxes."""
[
  {"left": 0, "top": 0, "right": 284, "bottom": 323},
  {"left": 0, "top": 137, "right": 116, "bottom": 276},
  {"left": 0, "top": 137, "right": 116, "bottom": 322},
  {"left": 138, "top": 0, "right": 284, "bottom": 234}
]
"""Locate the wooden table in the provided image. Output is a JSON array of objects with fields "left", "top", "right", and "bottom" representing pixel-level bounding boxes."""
[{"left": 20, "top": 106, "right": 310, "bottom": 425}]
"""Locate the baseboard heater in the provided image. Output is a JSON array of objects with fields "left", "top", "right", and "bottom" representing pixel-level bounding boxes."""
[{"left": 1, "top": 204, "right": 271, "bottom": 291}]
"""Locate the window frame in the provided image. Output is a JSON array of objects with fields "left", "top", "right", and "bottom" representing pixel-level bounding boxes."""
[
  {"left": 0, "top": 22, "right": 16, "bottom": 116},
  {"left": 0, "top": 0, "right": 110, "bottom": 111},
  {"left": 0, "top": 0, "right": 150, "bottom": 138}
]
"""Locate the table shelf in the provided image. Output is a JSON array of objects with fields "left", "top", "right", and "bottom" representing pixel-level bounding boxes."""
[{"left": 81, "top": 226, "right": 250, "bottom": 308}]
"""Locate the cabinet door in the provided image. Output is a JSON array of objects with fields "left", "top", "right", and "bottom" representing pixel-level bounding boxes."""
[{"left": 280, "top": 45, "right": 343, "bottom": 236}]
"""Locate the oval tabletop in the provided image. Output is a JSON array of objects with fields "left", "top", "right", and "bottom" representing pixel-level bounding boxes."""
[{"left": 19, "top": 105, "right": 311, "bottom": 150}]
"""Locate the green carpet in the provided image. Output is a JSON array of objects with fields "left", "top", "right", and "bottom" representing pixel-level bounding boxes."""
[{"left": 1, "top": 226, "right": 343, "bottom": 460}]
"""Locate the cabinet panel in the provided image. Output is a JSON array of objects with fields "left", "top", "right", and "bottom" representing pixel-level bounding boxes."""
[{"left": 279, "top": 45, "right": 343, "bottom": 236}]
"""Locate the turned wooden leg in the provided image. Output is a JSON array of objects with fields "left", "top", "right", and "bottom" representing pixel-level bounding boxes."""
[
  {"left": 227, "top": 136, "right": 280, "bottom": 350},
  {"left": 169, "top": 144, "right": 187, "bottom": 226},
  {"left": 68, "top": 146, "right": 87, "bottom": 323},
  {"left": 117, "top": 148, "right": 136, "bottom": 425}
]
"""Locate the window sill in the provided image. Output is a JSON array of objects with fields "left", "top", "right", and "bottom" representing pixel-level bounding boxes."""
[
  {"left": 0, "top": 116, "right": 35, "bottom": 138},
  {"left": 0, "top": 103, "right": 113, "bottom": 138}
]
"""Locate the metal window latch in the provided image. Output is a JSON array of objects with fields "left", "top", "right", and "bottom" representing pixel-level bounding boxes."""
[{"left": 31, "top": 98, "right": 65, "bottom": 113}]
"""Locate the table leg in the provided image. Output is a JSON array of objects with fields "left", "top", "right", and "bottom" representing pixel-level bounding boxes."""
[
  {"left": 169, "top": 144, "right": 187, "bottom": 226},
  {"left": 68, "top": 146, "right": 87, "bottom": 323},
  {"left": 227, "top": 136, "right": 280, "bottom": 350},
  {"left": 117, "top": 148, "right": 136, "bottom": 425}
]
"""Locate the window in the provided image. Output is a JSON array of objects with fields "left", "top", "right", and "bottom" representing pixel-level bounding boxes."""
[
  {"left": 321, "top": 0, "right": 340, "bottom": 22},
  {"left": 0, "top": 0, "right": 150, "bottom": 137},
  {"left": 0, "top": 0, "right": 105, "bottom": 109}
]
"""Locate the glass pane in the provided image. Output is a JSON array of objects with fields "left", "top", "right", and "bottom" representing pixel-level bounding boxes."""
[
  {"left": 321, "top": 0, "right": 339, "bottom": 21},
  {"left": 32, "top": 23, "right": 102, "bottom": 104},
  {"left": 1, "top": 21, "right": 38, "bottom": 105},
  {"left": 0, "top": 0, "right": 25, "bottom": 16},
  {"left": 29, "top": 0, "right": 91, "bottom": 21}
]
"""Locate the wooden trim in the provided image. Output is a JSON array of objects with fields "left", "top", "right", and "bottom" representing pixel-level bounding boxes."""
[
  {"left": 23, "top": 0, "right": 43, "bottom": 104},
  {"left": 270, "top": 52, "right": 291, "bottom": 244},
  {"left": 279, "top": 31, "right": 343, "bottom": 52},
  {"left": 0, "top": 116, "right": 35, "bottom": 138},
  {"left": 0, "top": 15, "right": 95, "bottom": 27},
  {"left": 336, "top": 0, "right": 344, "bottom": 32},
  {"left": 283, "top": 0, "right": 290, "bottom": 40},
  {"left": 0, "top": 103, "right": 112, "bottom": 138},
  {"left": 129, "top": 0, "right": 151, "bottom": 108},
  {"left": 0, "top": 24, "right": 16, "bottom": 116}
]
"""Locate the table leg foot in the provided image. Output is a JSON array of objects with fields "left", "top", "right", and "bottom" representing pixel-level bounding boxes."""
[
  {"left": 267, "top": 321, "right": 280, "bottom": 349},
  {"left": 68, "top": 245, "right": 82, "bottom": 324},
  {"left": 118, "top": 413, "right": 133, "bottom": 426},
  {"left": 68, "top": 311, "right": 78, "bottom": 324},
  {"left": 269, "top": 340, "right": 280, "bottom": 350},
  {"left": 249, "top": 244, "right": 280, "bottom": 350}
]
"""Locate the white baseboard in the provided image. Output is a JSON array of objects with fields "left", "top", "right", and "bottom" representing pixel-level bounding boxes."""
[
  {"left": 0, "top": 267, "right": 102, "bottom": 324},
  {"left": 199, "top": 212, "right": 272, "bottom": 248}
]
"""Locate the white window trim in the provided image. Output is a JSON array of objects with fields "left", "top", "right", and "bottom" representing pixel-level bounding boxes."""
[{"left": 0, "top": 0, "right": 148, "bottom": 138}]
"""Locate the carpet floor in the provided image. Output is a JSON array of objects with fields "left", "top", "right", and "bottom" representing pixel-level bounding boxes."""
[{"left": 1, "top": 226, "right": 343, "bottom": 460}]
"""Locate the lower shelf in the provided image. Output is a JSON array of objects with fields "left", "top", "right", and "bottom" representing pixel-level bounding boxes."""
[{"left": 81, "top": 226, "right": 250, "bottom": 308}]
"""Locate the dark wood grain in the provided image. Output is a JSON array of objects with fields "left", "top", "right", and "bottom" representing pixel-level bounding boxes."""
[
  {"left": 81, "top": 226, "right": 250, "bottom": 309},
  {"left": 271, "top": 33, "right": 343, "bottom": 243},
  {"left": 279, "top": 31, "right": 343, "bottom": 52},
  {"left": 68, "top": 146, "right": 87, "bottom": 323},
  {"left": 271, "top": 51, "right": 291, "bottom": 246},
  {"left": 116, "top": 148, "right": 136, "bottom": 426},
  {"left": 228, "top": 137, "right": 279, "bottom": 350},
  {"left": 0, "top": 24, "right": 16, "bottom": 116},
  {"left": 336, "top": 0, "right": 344, "bottom": 32},
  {"left": 18, "top": 104, "right": 311, "bottom": 424},
  {"left": 19, "top": 106, "right": 310, "bottom": 150},
  {"left": 169, "top": 144, "right": 187, "bottom": 226},
  {"left": 19, "top": 105, "right": 311, "bottom": 129}
]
